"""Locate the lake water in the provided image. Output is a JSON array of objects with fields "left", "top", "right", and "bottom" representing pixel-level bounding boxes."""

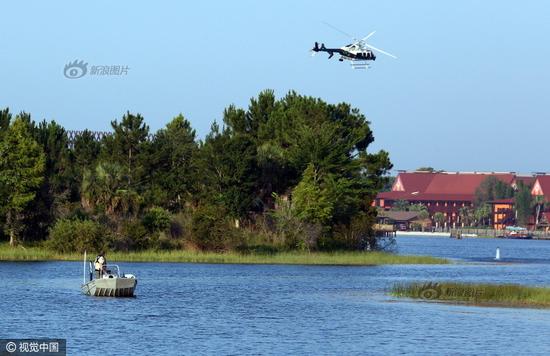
[{"left": 2, "top": 236, "right": 550, "bottom": 355}]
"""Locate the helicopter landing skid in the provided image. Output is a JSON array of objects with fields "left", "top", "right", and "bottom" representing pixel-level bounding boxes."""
[{"left": 350, "top": 61, "right": 370, "bottom": 69}]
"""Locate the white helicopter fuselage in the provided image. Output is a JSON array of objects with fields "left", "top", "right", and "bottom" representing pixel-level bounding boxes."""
[{"left": 339, "top": 44, "right": 376, "bottom": 61}]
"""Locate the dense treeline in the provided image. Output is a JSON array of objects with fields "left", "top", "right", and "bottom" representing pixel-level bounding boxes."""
[{"left": 0, "top": 90, "right": 392, "bottom": 252}]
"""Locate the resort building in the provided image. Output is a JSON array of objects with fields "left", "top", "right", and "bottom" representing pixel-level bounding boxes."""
[
  {"left": 375, "top": 171, "right": 548, "bottom": 230},
  {"left": 531, "top": 175, "right": 550, "bottom": 229}
]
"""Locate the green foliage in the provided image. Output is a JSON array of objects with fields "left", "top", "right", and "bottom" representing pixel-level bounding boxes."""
[
  {"left": 391, "top": 200, "right": 410, "bottom": 211},
  {"left": 142, "top": 207, "right": 171, "bottom": 233},
  {"left": 0, "top": 116, "right": 46, "bottom": 245},
  {"left": 0, "top": 90, "right": 393, "bottom": 252},
  {"left": 433, "top": 212, "right": 445, "bottom": 227},
  {"left": 148, "top": 114, "right": 198, "bottom": 210},
  {"left": 416, "top": 167, "right": 436, "bottom": 172},
  {"left": 292, "top": 163, "right": 333, "bottom": 225},
  {"left": 103, "top": 112, "right": 150, "bottom": 189},
  {"left": 269, "top": 193, "right": 319, "bottom": 251},
  {"left": 0, "top": 108, "right": 11, "bottom": 140},
  {"left": 47, "top": 218, "right": 108, "bottom": 253},
  {"left": 392, "top": 282, "right": 550, "bottom": 308},
  {"left": 474, "top": 204, "right": 492, "bottom": 226},
  {"left": 26, "top": 120, "right": 74, "bottom": 241},
  {"left": 408, "top": 204, "right": 429, "bottom": 219},
  {"left": 115, "top": 220, "right": 153, "bottom": 251},
  {"left": 81, "top": 162, "right": 143, "bottom": 219},
  {"left": 514, "top": 181, "right": 533, "bottom": 226},
  {"left": 458, "top": 206, "right": 474, "bottom": 226},
  {"left": 330, "top": 211, "right": 380, "bottom": 251},
  {"left": 191, "top": 204, "right": 235, "bottom": 251},
  {"left": 474, "top": 176, "right": 514, "bottom": 207},
  {"left": 73, "top": 130, "right": 101, "bottom": 173},
  {"left": 198, "top": 123, "right": 259, "bottom": 218}
]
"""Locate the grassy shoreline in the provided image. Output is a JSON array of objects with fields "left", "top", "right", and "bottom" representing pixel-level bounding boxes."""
[
  {"left": 0, "top": 244, "right": 447, "bottom": 265},
  {"left": 391, "top": 282, "right": 550, "bottom": 308}
]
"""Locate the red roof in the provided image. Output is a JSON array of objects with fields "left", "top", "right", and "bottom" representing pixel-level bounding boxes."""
[
  {"left": 532, "top": 175, "right": 550, "bottom": 201},
  {"left": 424, "top": 173, "right": 514, "bottom": 195},
  {"left": 377, "top": 191, "right": 474, "bottom": 202},
  {"left": 377, "top": 172, "right": 516, "bottom": 203},
  {"left": 392, "top": 172, "right": 435, "bottom": 193},
  {"left": 514, "top": 176, "right": 536, "bottom": 188}
]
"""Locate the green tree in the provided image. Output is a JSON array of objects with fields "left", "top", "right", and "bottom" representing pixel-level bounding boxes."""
[
  {"left": 73, "top": 130, "right": 101, "bottom": 172},
  {"left": 104, "top": 112, "right": 150, "bottom": 188},
  {"left": 24, "top": 120, "right": 74, "bottom": 241},
  {"left": 148, "top": 114, "right": 198, "bottom": 211},
  {"left": 416, "top": 167, "right": 436, "bottom": 172},
  {"left": 292, "top": 163, "right": 333, "bottom": 225},
  {"left": 409, "top": 203, "right": 429, "bottom": 219},
  {"left": 433, "top": 212, "right": 445, "bottom": 228},
  {"left": 458, "top": 206, "right": 473, "bottom": 227},
  {"left": 197, "top": 122, "right": 259, "bottom": 219},
  {"left": 142, "top": 207, "right": 171, "bottom": 233},
  {"left": 514, "top": 181, "right": 533, "bottom": 226},
  {"left": 391, "top": 200, "right": 410, "bottom": 211},
  {"left": 474, "top": 204, "right": 492, "bottom": 226},
  {"left": 48, "top": 218, "right": 109, "bottom": 253},
  {"left": 0, "top": 116, "right": 45, "bottom": 245},
  {"left": 475, "top": 176, "right": 514, "bottom": 206},
  {"left": 81, "top": 162, "right": 142, "bottom": 219},
  {"left": 0, "top": 107, "right": 11, "bottom": 140}
]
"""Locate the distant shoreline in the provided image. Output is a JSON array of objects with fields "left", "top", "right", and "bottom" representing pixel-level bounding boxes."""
[
  {"left": 0, "top": 244, "right": 448, "bottom": 265},
  {"left": 396, "top": 231, "right": 550, "bottom": 240}
]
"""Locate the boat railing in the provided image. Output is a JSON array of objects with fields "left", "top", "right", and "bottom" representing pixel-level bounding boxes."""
[
  {"left": 87, "top": 262, "right": 123, "bottom": 278},
  {"left": 104, "top": 264, "right": 121, "bottom": 277}
]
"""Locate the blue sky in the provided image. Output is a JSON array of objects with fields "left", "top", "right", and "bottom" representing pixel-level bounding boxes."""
[{"left": 1, "top": 0, "right": 549, "bottom": 173}]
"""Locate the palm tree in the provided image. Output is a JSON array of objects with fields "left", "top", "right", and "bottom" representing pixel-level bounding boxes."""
[
  {"left": 458, "top": 206, "right": 473, "bottom": 227},
  {"left": 433, "top": 212, "right": 445, "bottom": 229},
  {"left": 81, "top": 162, "right": 142, "bottom": 218},
  {"left": 474, "top": 204, "right": 491, "bottom": 227},
  {"left": 391, "top": 200, "right": 410, "bottom": 211}
]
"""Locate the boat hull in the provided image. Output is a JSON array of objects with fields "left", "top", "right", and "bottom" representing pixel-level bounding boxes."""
[{"left": 81, "top": 277, "right": 137, "bottom": 297}]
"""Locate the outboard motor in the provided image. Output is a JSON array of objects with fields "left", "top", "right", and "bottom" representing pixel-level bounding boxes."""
[{"left": 313, "top": 42, "right": 320, "bottom": 51}]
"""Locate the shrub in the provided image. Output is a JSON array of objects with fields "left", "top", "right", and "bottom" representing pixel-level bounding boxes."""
[
  {"left": 47, "top": 219, "right": 108, "bottom": 253},
  {"left": 114, "top": 220, "right": 155, "bottom": 251},
  {"left": 142, "top": 207, "right": 172, "bottom": 233},
  {"left": 269, "top": 194, "right": 321, "bottom": 251},
  {"left": 191, "top": 204, "right": 235, "bottom": 251}
]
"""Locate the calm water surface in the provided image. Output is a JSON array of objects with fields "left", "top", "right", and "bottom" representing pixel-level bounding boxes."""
[{"left": 2, "top": 236, "right": 550, "bottom": 355}]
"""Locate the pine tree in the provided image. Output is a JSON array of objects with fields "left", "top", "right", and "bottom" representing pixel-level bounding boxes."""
[{"left": 0, "top": 116, "right": 45, "bottom": 245}]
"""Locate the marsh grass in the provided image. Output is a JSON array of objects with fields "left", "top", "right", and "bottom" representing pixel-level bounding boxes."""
[
  {"left": 0, "top": 243, "right": 447, "bottom": 265},
  {"left": 391, "top": 282, "right": 550, "bottom": 308}
]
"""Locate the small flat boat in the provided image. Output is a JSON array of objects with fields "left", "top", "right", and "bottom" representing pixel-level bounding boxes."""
[{"left": 81, "top": 253, "right": 138, "bottom": 297}]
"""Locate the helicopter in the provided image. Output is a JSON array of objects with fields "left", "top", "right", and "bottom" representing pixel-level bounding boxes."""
[{"left": 311, "top": 23, "right": 397, "bottom": 69}]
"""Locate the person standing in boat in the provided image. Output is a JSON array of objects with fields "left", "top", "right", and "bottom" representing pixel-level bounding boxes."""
[{"left": 94, "top": 252, "right": 107, "bottom": 278}]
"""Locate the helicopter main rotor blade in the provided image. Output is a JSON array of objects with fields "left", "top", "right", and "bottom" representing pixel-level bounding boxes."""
[
  {"left": 363, "top": 43, "right": 397, "bottom": 59},
  {"left": 322, "top": 21, "right": 357, "bottom": 41},
  {"left": 361, "top": 31, "right": 376, "bottom": 42}
]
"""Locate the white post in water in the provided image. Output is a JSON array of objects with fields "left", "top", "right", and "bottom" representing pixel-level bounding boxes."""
[
  {"left": 495, "top": 247, "right": 501, "bottom": 260},
  {"left": 83, "top": 251, "right": 87, "bottom": 284}
]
